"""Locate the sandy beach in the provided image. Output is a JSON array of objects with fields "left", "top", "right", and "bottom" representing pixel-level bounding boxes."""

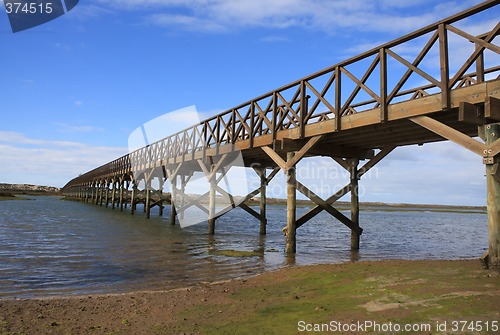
[{"left": 0, "top": 259, "right": 498, "bottom": 335}]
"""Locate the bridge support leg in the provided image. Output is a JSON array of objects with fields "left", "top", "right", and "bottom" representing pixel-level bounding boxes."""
[
  {"left": 208, "top": 164, "right": 216, "bottom": 235},
  {"left": 119, "top": 178, "right": 124, "bottom": 212},
  {"left": 258, "top": 168, "right": 268, "bottom": 235},
  {"left": 145, "top": 188, "right": 151, "bottom": 219},
  {"left": 111, "top": 179, "right": 117, "bottom": 209},
  {"left": 170, "top": 176, "right": 177, "bottom": 225},
  {"left": 130, "top": 182, "right": 137, "bottom": 215},
  {"left": 158, "top": 178, "right": 165, "bottom": 217},
  {"left": 99, "top": 181, "right": 104, "bottom": 206},
  {"left": 123, "top": 180, "right": 129, "bottom": 210},
  {"left": 348, "top": 159, "right": 360, "bottom": 251},
  {"left": 286, "top": 152, "right": 297, "bottom": 254},
  {"left": 105, "top": 181, "right": 110, "bottom": 207},
  {"left": 91, "top": 182, "right": 95, "bottom": 204},
  {"left": 485, "top": 124, "right": 500, "bottom": 271}
]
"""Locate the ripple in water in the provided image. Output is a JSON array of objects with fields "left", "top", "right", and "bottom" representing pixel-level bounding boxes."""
[{"left": 0, "top": 196, "right": 488, "bottom": 298}]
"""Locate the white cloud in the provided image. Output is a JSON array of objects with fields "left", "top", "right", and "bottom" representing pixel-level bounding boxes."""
[
  {"left": 0, "top": 131, "right": 127, "bottom": 187},
  {"left": 95, "top": 0, "right": 484, "bottom": 34},
  {"left": 55, "top": 122, "right": 103, "bottom": 133}
]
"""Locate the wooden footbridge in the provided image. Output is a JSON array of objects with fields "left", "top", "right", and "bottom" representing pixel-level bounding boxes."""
[{"left": 63, "top": 1, "right": 500, "bottom": 269}]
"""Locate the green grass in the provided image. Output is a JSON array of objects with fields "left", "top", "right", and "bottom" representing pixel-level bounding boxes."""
[{"left": 176, "top": 261, "right": 499, "bottom": 335}]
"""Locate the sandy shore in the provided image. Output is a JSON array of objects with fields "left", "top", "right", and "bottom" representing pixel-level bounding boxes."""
[{"left": 0, "top": 259, "right": 498, "bottom": 335}]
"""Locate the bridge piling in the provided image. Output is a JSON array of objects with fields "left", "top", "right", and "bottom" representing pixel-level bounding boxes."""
[
  {"left": 130, "top": 181, "right": 137, "bottom": 215},
  {"left": 285, "top": 152, "right": 297, "bottom": 254},
  {"left": 111, "top": 179, "right": 116, "bottom": 209},
  {"left": 485, "top": 123, "right": 500, "bottom": 271},
  {"left": 170, "top": 175, "right": 177, "bottom": 225},
  {"left": 208, "top": 163, "right": 217, "bottom": 235},
  {"left": 258, "top": 168, "right": 267, "bottom": 235},
  {"left": 349, "top": 159, "right": 361, "bottom": 251}
]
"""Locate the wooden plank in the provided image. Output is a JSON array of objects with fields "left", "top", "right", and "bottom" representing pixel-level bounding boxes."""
[{"left": 410, "top": 116, "right": 486, "bottom": 156}]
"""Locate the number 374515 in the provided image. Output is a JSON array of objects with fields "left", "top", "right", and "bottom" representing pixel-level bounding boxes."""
[{"left": 5, "top": 2, "right": 53, "bottom": 14}]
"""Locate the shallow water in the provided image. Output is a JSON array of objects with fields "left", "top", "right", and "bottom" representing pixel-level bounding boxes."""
[{"left": 0, "top": 196, "right": 488, "bottom": 298}]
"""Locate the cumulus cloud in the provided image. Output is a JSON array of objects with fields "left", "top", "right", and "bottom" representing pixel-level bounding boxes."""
[{"left": 0, "top": 131, "right": 127, "bottom": 187}]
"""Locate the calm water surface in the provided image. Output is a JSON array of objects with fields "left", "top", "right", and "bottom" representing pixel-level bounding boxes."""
[{"left": 0, "top": 196, "right": 488, "bottom": 298}]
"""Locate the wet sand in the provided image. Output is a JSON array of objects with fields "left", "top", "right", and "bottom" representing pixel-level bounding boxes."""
[{"left": 0, "top": 259, "right": 498, "bottom": 335}]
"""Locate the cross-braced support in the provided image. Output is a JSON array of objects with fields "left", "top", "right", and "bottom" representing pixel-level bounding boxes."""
[
  {"left": 263, "top": 135, "right": 394, "bottom": 253},
  {"left": 411, "top": 98, "right": 500, "bottom": 270}
]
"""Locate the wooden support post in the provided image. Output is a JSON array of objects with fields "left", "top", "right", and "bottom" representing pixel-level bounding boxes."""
[
  {"left": 111, "top": 180, "right": 116, "bottom": 209},
  {"left": 105, "top": 181, "right": 110, "bottom": 208},
  {"left": 91, "top": 182, "right": 95, "bottom": 204},
  {"left": 180, "top": 175, "right": 187, "bottom": 220},
  {"left": 159, "top": 179, "right": 164, "bottom": 217},
  {"left": 485, "top": 123, "right": 500, "bottom": 271},
  {"left": 438, "top": 23, "right": 450, "bottom": 110},
  {"left": 286, "top": 152, "right": 297, "bottom": 254},
  {"left": 349, "top": 159, "right": 360, "bottom": 251},
  {"left": 145, "top": 176, "right": 151, "bottom": 219},
  {"left": 208, "top": 165, "right": 216, "bottom": 235},
  {"left": 130, "top": 182, "right": 136, "bottom": 215},
  {"left": 259, "top": 169, "right": 267, "bottom": 235},
  {"left": 119, "top": 179, "right": 124, "bottom": 212},
  {"left": 99, "top": 181, "right": 104, "bottom": 206},
  {"left": 124, "top": 181, "right": 129, "bottom": 209},
  {"left": 170, "top": 176, "right": 177, "bottom": 225}
]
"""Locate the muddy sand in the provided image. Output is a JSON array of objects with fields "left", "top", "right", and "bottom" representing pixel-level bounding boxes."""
[{"left": 1, "top": 259, "right": 498, "bottom": 334}]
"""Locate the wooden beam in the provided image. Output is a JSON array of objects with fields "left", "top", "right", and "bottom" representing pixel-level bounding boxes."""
[
  {"left": 261, "top": 146, "right": 287, "bottom": 170},
  {"left": 333, "top": 157, "right": 350, "bottom": 171},
  {"left": 296, "top": 146, "right": 395, "bottom": 228},
  {"left": 410, "top": 116, "right": 486, "bottom": 156},
  {"left": 438, "top": 24, "right": 450, "bottom": 109},
  {"left": 285, "top": 135, "right": 323, "bottom": 168},
  {"left": 239, "top": 204, "right": 262, "bottom": 221},
  {"left": 459, "top": 101, "right": 484, "bottom": 125},
  {"left": 489, "top": 139, "right": 500, "bottom": 157},
  {"left": 485, "top": 96, "right": 500, "bottom": 122},
  {"left": 293, "top": 176, "right": 362, "bottom": 235}
]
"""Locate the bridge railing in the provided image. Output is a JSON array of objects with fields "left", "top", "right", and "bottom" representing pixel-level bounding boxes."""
[{"left": 64, "top": 1, "right": 499, "bottom": 189}]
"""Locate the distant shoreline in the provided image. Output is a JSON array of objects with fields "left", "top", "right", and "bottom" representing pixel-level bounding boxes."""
[
  {"left": 0, "top": 183, "right": 486, "bottom": 213},
  {"left": 0, "top": 183, "right": 61, "bottom": 200}
]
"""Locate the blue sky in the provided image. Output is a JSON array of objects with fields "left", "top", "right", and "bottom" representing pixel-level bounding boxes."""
[{"left": 0, "top": 0, "right": 498, "bottom": 205}]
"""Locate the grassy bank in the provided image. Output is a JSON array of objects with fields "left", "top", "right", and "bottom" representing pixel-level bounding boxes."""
[{"left": 0, "top": 259, "right": 498, "bottom": 334}]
